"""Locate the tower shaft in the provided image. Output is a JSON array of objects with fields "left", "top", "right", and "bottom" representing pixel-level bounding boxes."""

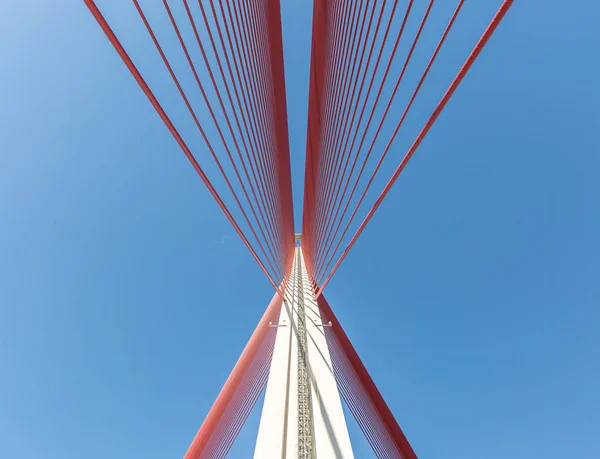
[{"left": 254, "top": 247, "right": 354, "bottom": 458}]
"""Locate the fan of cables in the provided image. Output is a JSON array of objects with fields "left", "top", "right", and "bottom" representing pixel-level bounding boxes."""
[
  {"left": 85, "top": 0, "right": 295, "bottom": 296},
  {"left": 301, "top": 0, "right": 514, "bottom": 297}
]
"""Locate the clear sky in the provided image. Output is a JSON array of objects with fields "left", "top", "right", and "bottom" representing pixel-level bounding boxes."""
[{"left": 1, "top": 1, "right": 599, "bottom": 458}]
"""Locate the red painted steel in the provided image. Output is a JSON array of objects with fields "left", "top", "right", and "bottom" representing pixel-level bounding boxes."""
[
  {"left": 302, "top": 0, "right": 330, "bottom": 278},
  {"left": 189, "top": 0, "right": 284, "bottom": 254},
  {"left": 318, "top": 293, "right": 418, "bottom": 458},
  {"left": 313, "top": 0, "right": 361, "bottom": 236},
  {"left": 317, "top": 0, "right": 444, "bottom": 283},
  {"left": 316, "top": 0, "right": 423, "bottom": 281},
  {"left": 184, "top": 291, "right": 283, "bottom": 458},
  {"left": 83, "top": 0, "right": 286, "bottom": 296},
  {"left": 312, "top": 0, "right": 394, "bottom": 268},
  {"left": 313, "top": 0, "right": 415, "bottom": 278},
  {"left": 249, "top": 0, "right": 288, "bottom": 262},
  {"left": 314, "top": 0, "right": 371, "bottom": 254},
  {"left": 312, "top": 0, "right": 352, "bottom": 261},
  {"left": 139, "top": 0, "right": 284, "bottom": 279},
  {"left": 313, "top": 0, "right": 382, "bottom": 262},
  {"left": 220, "top": 0, "right": 280, "bottom": 251},
  {"left": 264, "top": 0, "right": 296, "bottom": 273},
  {"left": 317, "top": 0, "right": 515, "bottom": 296},
  {"left": 203, "top": 335, "right": 275, "bottom": 458},
  {"left": 329, "top": 339, "right": 397, "bottom": 457},
  {"left": 175, "top": 0, "right": 284, "bottom": 274},
  {"left": 232, "top": 0, "right": 290, "bottom": 275},
  {"left": 86, "top": 0, "right": 515, "bottom": 455}
]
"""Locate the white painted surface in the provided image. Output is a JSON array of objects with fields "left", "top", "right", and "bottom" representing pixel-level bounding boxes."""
[{"left": 254, "top": 249, "right": 354, "bottom": 458}]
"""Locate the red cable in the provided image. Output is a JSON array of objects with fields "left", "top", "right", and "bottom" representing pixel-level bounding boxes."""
[
  {"left": 333, "top": 335, "right": 398, "bottom": 459},
  {"left": 313, "top": 0, "right": 387, "bottom": 266},
  {"left": 313, "top": 0, "right": 379, "bottom": 263},
  {"left": 205, "top": 152, "right": 296, "bottom": 453},
  {"left": 311, "top": 0, "right": 349, "bottom": 245},
  {"left": 321, "top": 307, "right": 390, "bottom": 456},
  {"left": 303, "top": 0, "right": 335, "bottom": 270},
  {"left": 161, "top": 0, "right": 284, "bottom": 280},
  {"left": 249, "top": 0, "right": 288, "bottom": 264},
  {"left": 235, "top": 0, "right": 285, "bottom": 245},
  {"left": 302, "top": 0, "right": 332, "bottom": 273},
  {"left": 324, "top": 310, "right": 399, "bottom": 458},
  {"left": 314, "top": 0, "right": 370, "bottom": 251},
  {"left": 331, "top": 360, "right": 390, "bottom": 457},
  {"left": 205, "top": 357, "right": 270, "bottom": 457},
  {"left": 208, "top": 251, "right": 297, "bottom": 457},
  {"left": 221, "top": 0, "right": 285, "bottom": 274},
  {"left": 254, "top": 0, "right": 286, "bottom": 261},
  {"left": 262, "top": 0, "right": 296, "bottom": 266},
  {"left": 312, "top": 0, "right": 412, "bottom": 277},
  {"left": 206, "top": 333, "right": 275, "bottom": 458},
  {"left": 192, "top": 0, "right": 286, "bottom": 266},
  {"left": 313, "top": 0, "right": 358, "bottom": 248},
  {"left": 233, "top": 0, "right": 288, "bottom": 269},
  {"left": 321, "top": 0, "right": 464, "bottom": 284},
  {"left": 302, "top": 0, "right": 333, "bottom": 273},
  {"left": 83, "top": 0, "right": 285, "bottom": 295},
  {"left": 230, "top": 0, "right": 282, "bottom": 234},
  {"left": 219, "top": 335, "right": 276, "bottom": 456},
  {"left": 133, "top": 0, "right": 284, "bottom": 280},
  {"left": 309, "top": 0, "right": 344, "bottom": 273},
  {"left": 241, "top": 0, "right": 287, "bottom": 270},
  {"left": 328, "top": 334, "right": 394, "bottom": 458},
  {"left": 234, "top": 0, "right": 293, "bottom": 255},
  {"left": 318, "top": 293, "right": 418, "bottom": 457},
  {"left": 183, "top": 290, "right": 282, "bottom": 458},
  {"left": 211, "top": 0, "right": 282, "bottom": 233},
  {"left": 311, "top": 0, "right": 354, "bottom": 274},
  {"left": 341, "top": 352, "right": 402, "bottom": 458},
  {"left": 222, "top": 0, "right": 270, "bottom": 167},
  {"left": 202, "top": 345, "right": 268, "bottom": 457},
  {"left": 194, "top": 0, "right": 283, "bottom": 241},
  {"left": 316, "top": 0, "right": 425, "bottom": 281},
  {"left": 206, "top": 0, "right": 285, "bottom": 260},
  {"left": 317, "top": 0, "right": 515, "bottom": 295}
]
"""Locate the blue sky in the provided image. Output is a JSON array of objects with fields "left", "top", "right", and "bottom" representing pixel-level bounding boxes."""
[{"left": 1, "top": 1, "right": 599, "bottom": 458}]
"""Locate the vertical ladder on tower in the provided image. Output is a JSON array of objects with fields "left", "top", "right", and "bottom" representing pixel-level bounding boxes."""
[{"left": 254, "top": 247, "right": 354, "bottom": 458}]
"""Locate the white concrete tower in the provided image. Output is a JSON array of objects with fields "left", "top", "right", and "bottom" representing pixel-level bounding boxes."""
[{"left": 254, "top": 245, "right": 354, "bottom": 458}]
